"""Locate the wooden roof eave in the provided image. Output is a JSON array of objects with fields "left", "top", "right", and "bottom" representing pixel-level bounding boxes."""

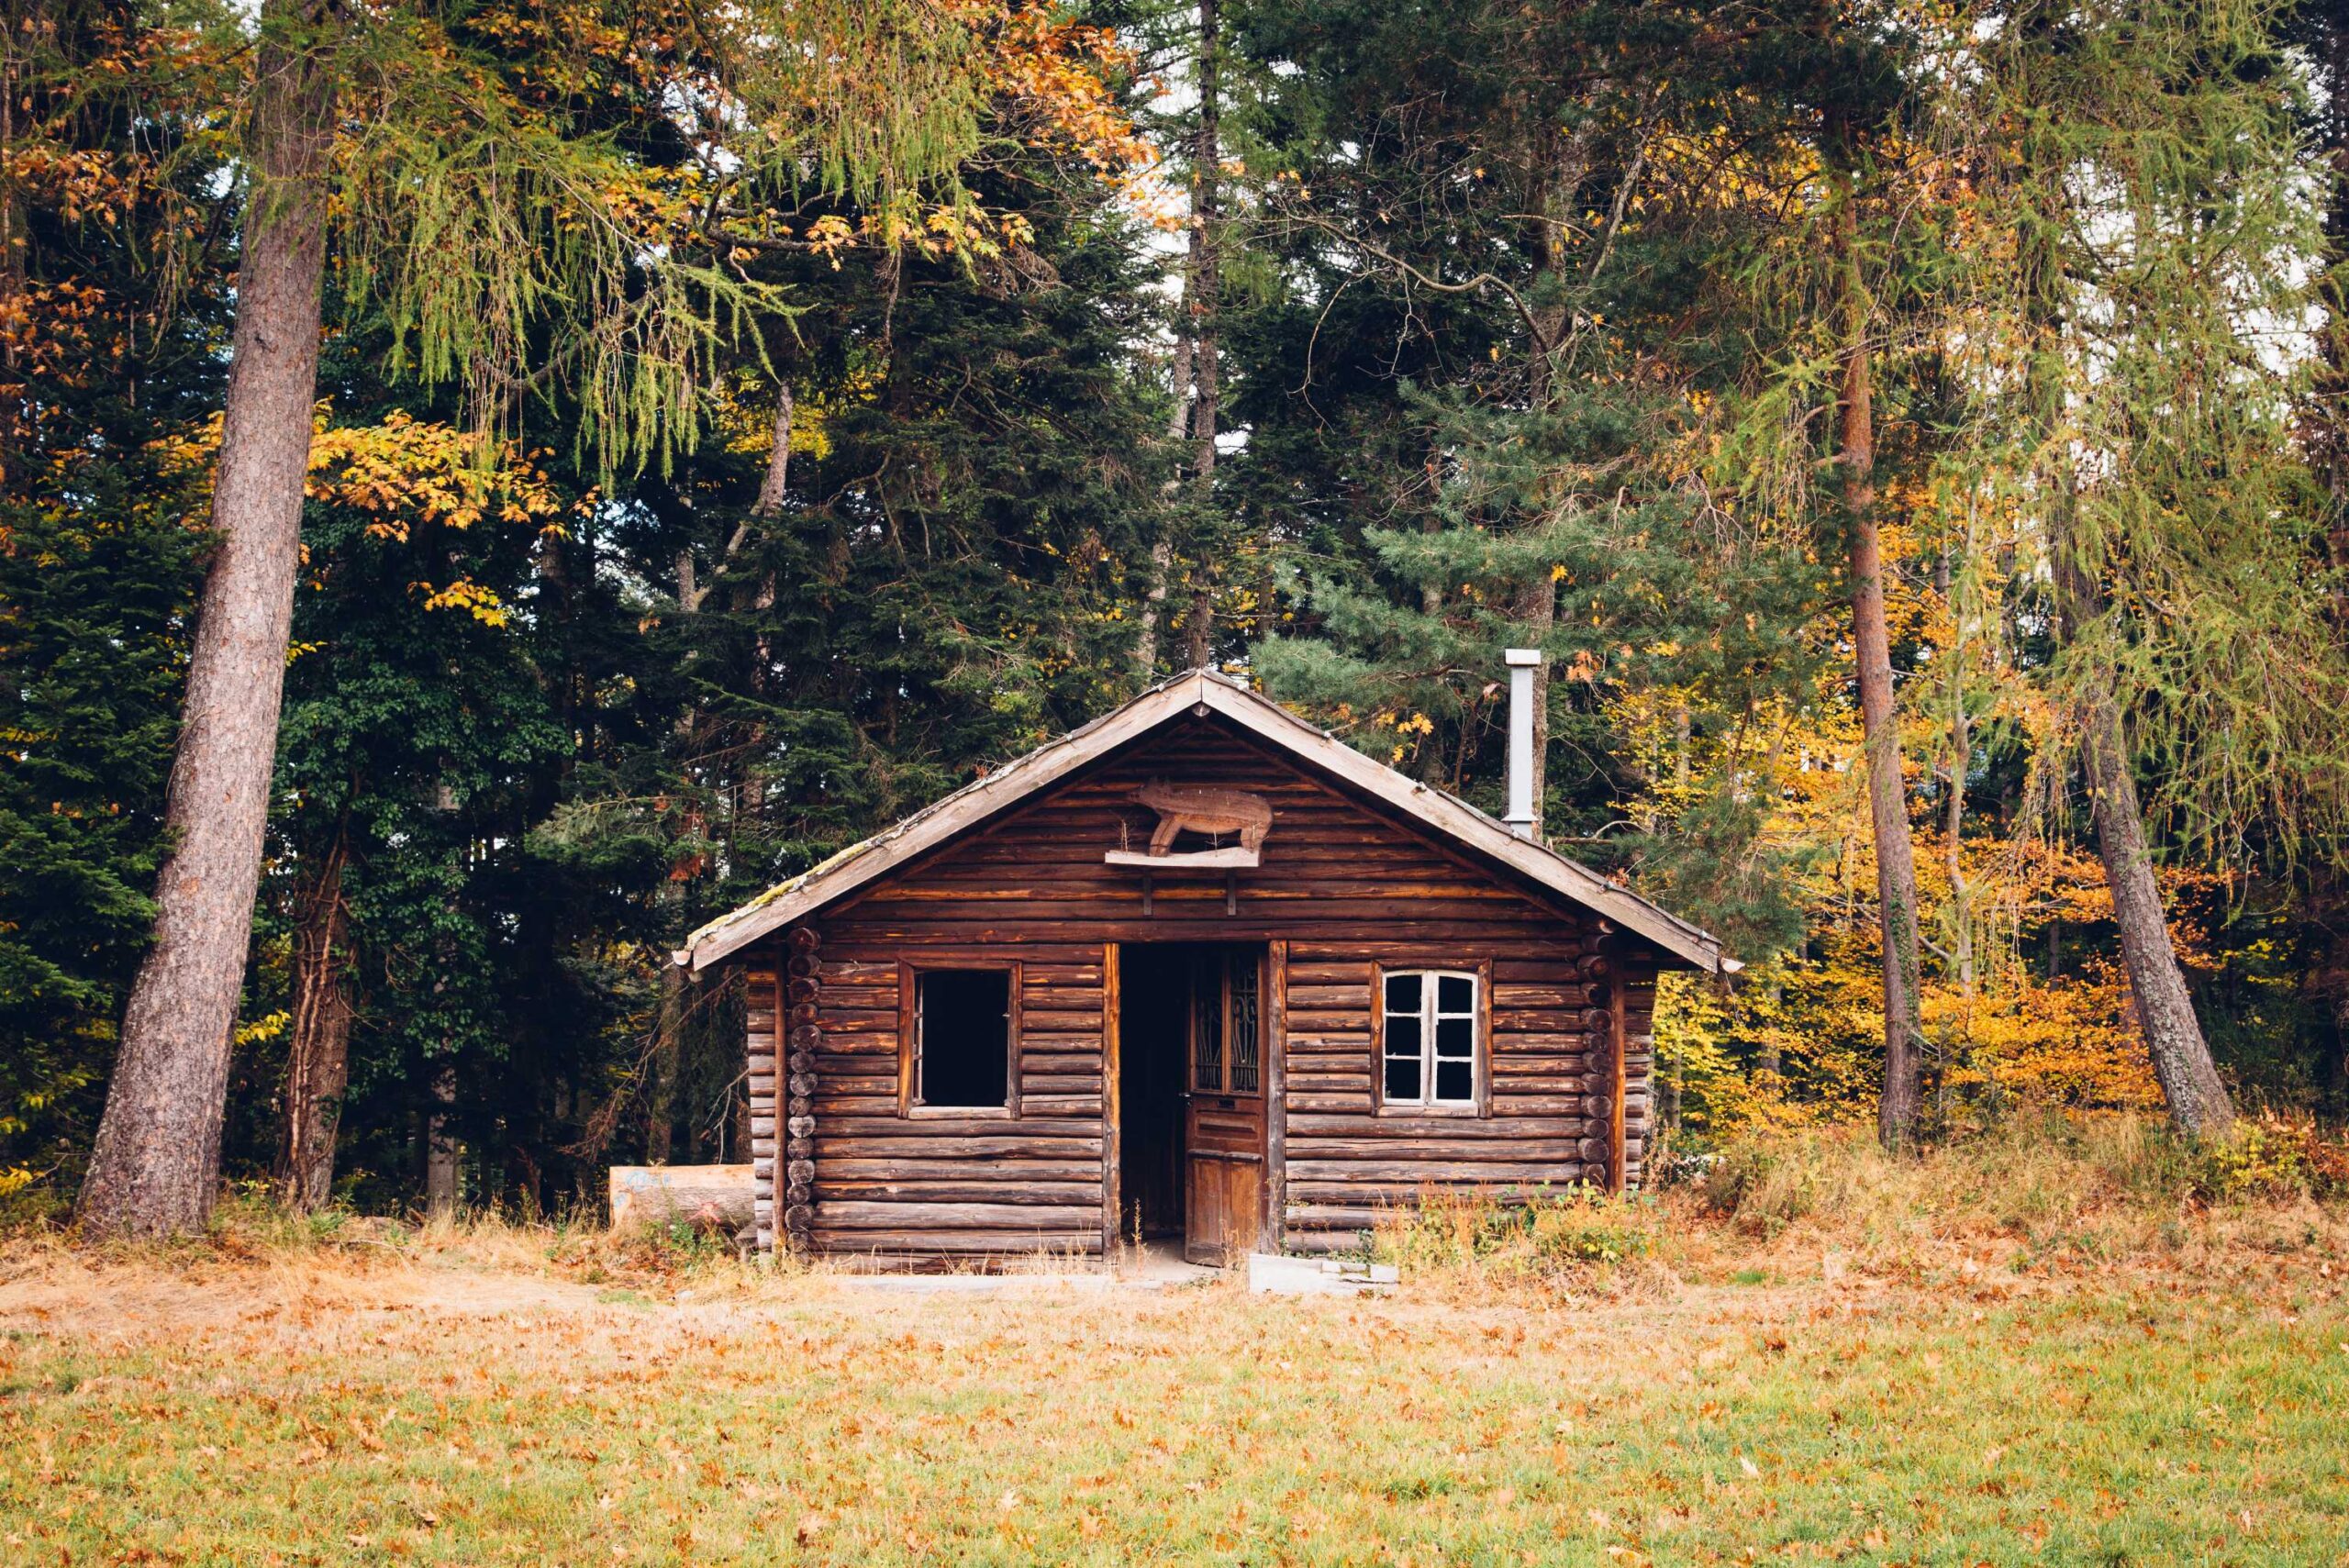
[{"left": 677, "top": 671, "right": 1730, "bottom": 975}]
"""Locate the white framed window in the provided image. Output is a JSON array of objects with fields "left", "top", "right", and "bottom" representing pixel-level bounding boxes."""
[{"left": 1380, "top": 968, "right": 1479, "bottom": 1109}]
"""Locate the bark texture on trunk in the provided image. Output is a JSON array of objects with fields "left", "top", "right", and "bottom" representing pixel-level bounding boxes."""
[
  {"left": 1175, "top": 0, "right": 1219, "bottom": 673},
  {"left": 425, "top": 1063, "right": 459, "bottom": 1216},
  {"left": 754, "top": 383, "right": 793, "bottom": 517},
  {"left": 78, "top": 0, "right": 338, "bottom": 1237},
  {"left": 647, "top": 960, "right": 683, "bottom": 1163},
  {"left": 2076, "top": 689, "right": 2233, "bottom": 1133},
  {"left": 274, "top": 825, "right": 353, "bottom": 1211},
  {"left": 1831, "top": 174, "right": 1928, "bottom": 1150},
  {"left": 1134, "top": 334, "right": 1192, "bottom": 677}
]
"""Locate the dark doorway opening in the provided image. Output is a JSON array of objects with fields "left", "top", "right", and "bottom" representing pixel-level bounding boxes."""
[{"left": 1118, "top": 945, "right": 1192, "bottom": 1240}]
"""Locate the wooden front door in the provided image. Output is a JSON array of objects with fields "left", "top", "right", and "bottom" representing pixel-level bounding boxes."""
[{"left": 1184, "top": 948, "right": 1266, "bottom": 1264}]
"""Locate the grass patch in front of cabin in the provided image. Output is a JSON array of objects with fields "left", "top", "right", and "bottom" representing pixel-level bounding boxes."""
[{"left": 3, "top": 1252, "right": 2344, "bottom": 1563}]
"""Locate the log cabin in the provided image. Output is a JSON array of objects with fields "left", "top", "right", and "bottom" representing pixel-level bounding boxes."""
[{"left": 675, "top": 666, "right": 1728, "bottom": 1265}]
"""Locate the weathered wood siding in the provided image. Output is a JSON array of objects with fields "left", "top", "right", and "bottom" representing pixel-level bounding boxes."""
[{"left": 756, "top": 715, "right": 1661, "bottom": 1262}]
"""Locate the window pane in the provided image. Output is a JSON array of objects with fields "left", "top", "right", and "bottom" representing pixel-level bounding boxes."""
[
  {"left": 1437, "top": 973, "right": 1474, "bottom": 1014},
  {"left": 1384, "top": 972, "right": 1421, "bottom": 1017},
  {"left": 918, "top": 971, "right": 1010, "bottom": 1108},
  {"left": 1435, "top": 1016, "right": 1474, "bottom": 1059},
  {"left": 1384, "top": 1014, "right": 1422, "bottom": 1062},
  {"left": 1434, "top": 1058, "right": 1474, "bottom": 1104},
  {"left": 1229, "top": 956, "right": 1260, "bottom": 1094},
  {"left": 1192, "top": 957, "right": 1223, "bottom": 1092},
  {"left": 1385, "top": 1053, "right": 1422, "bottom": 1103},
  {"left": 1390, "top": 967, "right": 1428, "bottom": 1018}
]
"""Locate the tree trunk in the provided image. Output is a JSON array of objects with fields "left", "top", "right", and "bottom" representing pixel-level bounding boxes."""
[
  {"left": 1135, "top": 334, "right": 1191, "bottom": 678},
  {"left": 2074, "top": 687, "right": 2233, "bottom": 1133},
  {"left": 425, "top": 1063, "right": 460, "bottom": 1216},
  {"left": 274, "top": 823, "right": 353, "bottom": 1211},
  {"left": 754, "top": 382, "right": 793, "bottom": 517},
  {"left": 1831, "top": 170, "right": 1928, "bottom": 1151},
  {"left": 1176, "top": 0, "right": 1219, "bottom": 673},
  {"left": 2024, "top": 189, "right": 2234, "bottom": 1136},
  {"left": 647, "top": 960, "right": 683, "bottom": 1163},
  {"left": 1945, "top": 662, "right": 1974, "bottom": 999},
  {"left": 77, "top": 0, "right": 338, "bottom": 1238}
]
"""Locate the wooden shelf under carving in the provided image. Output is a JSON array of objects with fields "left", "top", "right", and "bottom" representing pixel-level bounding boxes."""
[{"left": 1104, "top": 847, "right": 1260, "bottom": 871}]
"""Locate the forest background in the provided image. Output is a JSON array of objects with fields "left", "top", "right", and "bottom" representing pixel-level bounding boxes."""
[{"left": 9, "top": 0, "right": 2349, "bottom": 1221}]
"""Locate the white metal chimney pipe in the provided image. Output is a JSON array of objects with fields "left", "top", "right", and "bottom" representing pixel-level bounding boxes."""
[{"left": 1503, "top": 648, "right": 1542, "bottom": 839}]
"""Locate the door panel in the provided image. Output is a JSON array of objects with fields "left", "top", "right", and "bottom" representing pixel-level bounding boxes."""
[{"left": 1185, "top": 950, "right": 1266, "bottom": 1264}]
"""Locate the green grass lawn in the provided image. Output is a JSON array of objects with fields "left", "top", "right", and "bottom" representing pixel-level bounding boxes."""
[{"left": 3, "top": 1250, "right": 2344, "bottom": 1566}]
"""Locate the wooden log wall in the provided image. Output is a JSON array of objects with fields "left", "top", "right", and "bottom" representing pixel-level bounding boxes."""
[
  {"left": 762, "top": 716, "right": 1664, "bottom": 1262},
  {"left": 783, "top": 926, "right": 821, "bottom": 1252},
  {"left": 743, "top": 958, "right": 778, "bottom": 1251},
  {"left": 1620, "top": 962, "right": 1659, "bottom": 1189}
]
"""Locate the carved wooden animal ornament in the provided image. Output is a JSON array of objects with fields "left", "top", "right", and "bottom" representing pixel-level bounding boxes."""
[{"left": 1131, "top": 780, "right": 1273, "bottom": 854}]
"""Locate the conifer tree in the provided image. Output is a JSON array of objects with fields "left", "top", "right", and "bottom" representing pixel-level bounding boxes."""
[{"left": 1952, "top": 0, "right": 2349, "bottom": 1133}]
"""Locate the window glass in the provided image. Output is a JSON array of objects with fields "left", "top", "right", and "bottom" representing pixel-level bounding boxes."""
[
  {"left": 1435, "top": 1016, "right": 1474, "bottom": 1059},
  {"left": 1191, "top": 954, "right": 1224, "bottom": 1092},
  {"left": 1384, "top": 972, "right": 1422, "bottom": 1016},
  {"left": 1228, "top": 956, "right": 1260, "bottom": 1094},
  {"left": 917, "top": 970, "right": 1010, "bottom": 1108},
  {"left": 1381, "top": 969, "right": 1477, "bottom": 1107},
  {"left": 1385, "top": 1052, "right": 1422, "bottom": 1103},
  {"left": 1434, "top": 1058, "right": 1475, "bottom": 1104}
]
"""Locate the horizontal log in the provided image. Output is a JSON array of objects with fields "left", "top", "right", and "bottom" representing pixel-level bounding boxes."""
[
  {"left": 1287, "top": 1094, "right": 1377, "bottom": 1114},
  {"left": 1288, "top": 1159, "right": 1593, "bottom": 1185},
  {"left": 812, "top": 1095, "right": 899, "bottom": 1117},
  {"left": 1275, "top": 1229, "right": 1369, "bottom": 1255},
  {"left": 1282, "top": 1205, "right": 1393, "bottom": 1229},
  {"left": 809, "top": 1231, "right": 1105, "bottom": 1257},
  {"left": 1287, "top": 1140, "right": 1587, "bottom": 1162},
  {"left": 812, "top": 1211, "right": 1104, "bottom": 1229},
  {"left": 1020, "top": 1076, "right": 1105, "bottom": 1097},
  {"left": 815, "top": 1136, "right": 1105, "bottom": 1160},
  {"left": 828, "top": 918, "right": 1576, "bottom": 946},
  {"left": 1488, "top": 1095, "right": 1596, "bottom": 1117},
  {"left": 1286, "top": 1114, "right": 1595, "bottom": 1138},
  {"left": 821, "top": 1157, "right": 1102, "bottom": 1181},
  {"left": 825, "top": 1115, "right": 1104, "bottom": 1137},
  {"left": 1020, "top": 1095, "right": 1104, "bottom": 1116},
  {"left": 608, "top": 1165, "right": 755, "bottom": 1232},
  {"left": 818, "top": 1181, "right": 1100, "bottom": 1206}
]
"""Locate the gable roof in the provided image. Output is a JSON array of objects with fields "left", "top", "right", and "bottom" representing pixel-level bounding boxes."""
[{"left": 678, "top": 671, "right": 1730, "bottom": 973}]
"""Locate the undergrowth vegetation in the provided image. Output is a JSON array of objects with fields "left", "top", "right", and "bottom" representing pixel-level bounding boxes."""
[{"left": 1358, "top": 1113, "right": 2349, "bottom": 1301}]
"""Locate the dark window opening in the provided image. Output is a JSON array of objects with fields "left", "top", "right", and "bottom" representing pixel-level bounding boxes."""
[{"left": 918, "top": 969, "right": 1011, "bottom": 1109}]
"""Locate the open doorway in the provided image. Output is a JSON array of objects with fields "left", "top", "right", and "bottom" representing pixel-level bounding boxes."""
[{"left": 1117, "top": 943, "right": 1267, "bottom": 1263}]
